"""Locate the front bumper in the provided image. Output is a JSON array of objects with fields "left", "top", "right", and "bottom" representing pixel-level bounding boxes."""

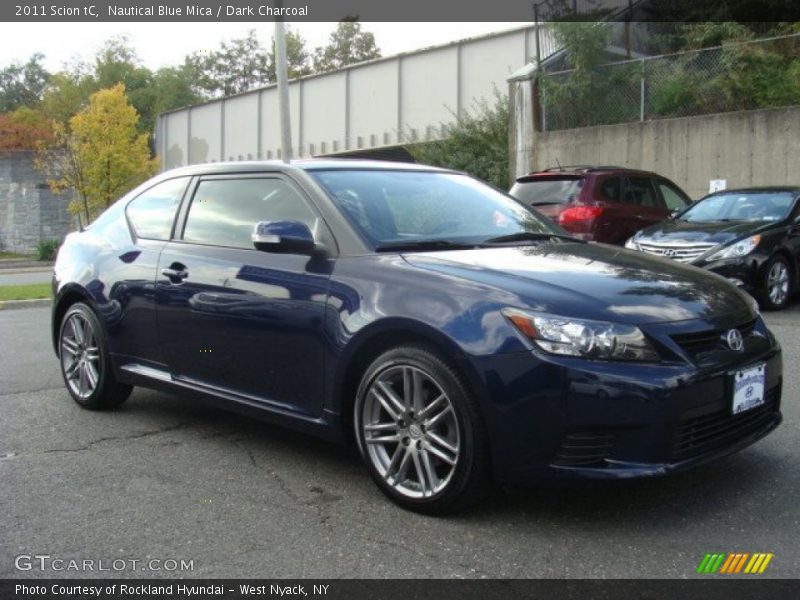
[
  {"left": 476, "top": 320, "right": 783, "bottom": 484},
  {"left": 697, "top": 257, "right": 762, "bottom": 295}
]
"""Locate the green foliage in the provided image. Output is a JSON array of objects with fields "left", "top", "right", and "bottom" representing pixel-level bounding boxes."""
[
  {"left": 543, "top": 22, "right": 800, "bottom": 130},
  {"left": 269, "top": 27, "right": 314, "bottom": 80},
  {"left": 313, "top": 20, "right": 381, "bottom": 73},
  {"left": 407, "top": 94, "right": 509, "bottom": 189},
  {"left": 40, "top": 69, "right": 96, "bottom": 125},
  {"left": 0, "top": 53, "right": 50, "bottom": 112},
  {"left": 36, "top": 238, "right": 59, "bottom": 261},
  {"left": 187, "top": 29, "right": 272, "bottom": 97}
]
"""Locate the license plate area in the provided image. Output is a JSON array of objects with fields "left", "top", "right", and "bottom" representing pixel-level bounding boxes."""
[{"left": 730, "top": 363, "right": 766, "bottom": 415}]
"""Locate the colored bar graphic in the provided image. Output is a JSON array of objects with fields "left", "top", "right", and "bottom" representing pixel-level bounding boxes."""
[{"left": 698, "top": 552, "right": 774, "bottom": 574}]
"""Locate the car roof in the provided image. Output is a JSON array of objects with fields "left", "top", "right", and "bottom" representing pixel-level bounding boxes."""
[
  {"left": 516, "top": 165, "right": 658, "bottom": 181},
  {"left": 156, "top": 158, "right": 454, "bottom": 179},
  {"left": 705, "top": 186, "right": 800, "bottom": 196}
]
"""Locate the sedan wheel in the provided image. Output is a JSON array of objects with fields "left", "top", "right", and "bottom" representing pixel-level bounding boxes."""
[
  {"left": 760, "top": 256, "right": 793, "bottom": 311},
  {"left": 59, "top": 303, "right": 132, "bottom": 409},
  {"left": 355, "top": 345, "right": 490, "bottom": 514}
]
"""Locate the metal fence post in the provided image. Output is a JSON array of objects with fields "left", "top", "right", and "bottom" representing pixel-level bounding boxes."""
[
  {"left": 541, "top": 83, "right": 547, "bottom": 132},
  {"left": 640, "top": 58, "right": 646, "bottom": 122}
]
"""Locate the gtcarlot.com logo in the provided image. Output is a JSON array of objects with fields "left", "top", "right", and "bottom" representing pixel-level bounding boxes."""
[
  {"left": 14, "top": 554, "right": 194, "bottom": 572},
  {"left": 697, "top": 552, "right": 774, "bottom": 574}
]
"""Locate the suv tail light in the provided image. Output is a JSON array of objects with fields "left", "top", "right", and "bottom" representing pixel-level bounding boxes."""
[{"left": 558, "top": 205, "right": 604, "bottom": 226}]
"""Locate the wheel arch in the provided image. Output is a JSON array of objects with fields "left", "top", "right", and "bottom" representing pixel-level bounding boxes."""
[
  {"left": 51, "top": 284, "right": 95, "bottom": 356},
  {"left": 331, "top": 318, "right": 488, "bottom": 444}
]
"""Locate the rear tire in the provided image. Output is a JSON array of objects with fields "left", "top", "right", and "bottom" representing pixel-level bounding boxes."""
[
  {"left": 354, "top": 345, "right": 491, "bottom": 514},
  {"left": 759, "top": 255, "right": 793, "bottom": 311},
  {"left": 58, "top": 302, "right": 132, "bottom": 410}
]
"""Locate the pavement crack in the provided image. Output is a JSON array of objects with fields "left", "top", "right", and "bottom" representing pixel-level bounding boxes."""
[{"left": 41, "top": 420, "right": 197, "bottom": 454}]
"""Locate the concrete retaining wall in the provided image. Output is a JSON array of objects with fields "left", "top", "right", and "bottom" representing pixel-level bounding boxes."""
[
  {"left": 0, "top": 151, "right": 75, "bottom": 254},
  {"left": 513, "top": 106, "right": 800, "bottom": 199}
]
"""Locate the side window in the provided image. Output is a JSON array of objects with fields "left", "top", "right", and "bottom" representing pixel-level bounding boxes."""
[
  {"left": 126, "top": 177, "right": 189, "bottom": 240},
  {"left": 657, "top": 180, "right": 690, "bottom": 211},
  {"left": 598, "top": 176, "right": 622, "bottom": 202},
  {"left": 624, "top": 177, "right": 659, "bottom": 208},
  {"left": 183, "top": 177, "right": 321, "bottom": 249}
]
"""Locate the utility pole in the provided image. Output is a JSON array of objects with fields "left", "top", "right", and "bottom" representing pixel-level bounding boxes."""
[{"left": 275, "top": 15, "right": 293, "bottom": 162}]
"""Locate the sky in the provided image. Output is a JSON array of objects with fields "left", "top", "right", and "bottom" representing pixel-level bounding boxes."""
[{"left": 0, "top": 22, "right": 526, "bottom": 71}]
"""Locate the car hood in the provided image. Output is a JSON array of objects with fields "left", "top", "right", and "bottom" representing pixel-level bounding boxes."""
[
  {"left": 636, "top": 219, "right": 768, "bottom": 245},
  {"left": 402, "top": 242, "right": 754, "bottom": 326}
]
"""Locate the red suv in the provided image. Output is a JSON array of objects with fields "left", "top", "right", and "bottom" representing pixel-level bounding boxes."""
[{"left": 509, "top": 166, "right": 692, "bottom": 245}]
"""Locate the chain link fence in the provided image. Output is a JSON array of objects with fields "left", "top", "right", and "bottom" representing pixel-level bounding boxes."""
[{"left": 540, "top": 33, "right": 800, "bottom": 131}]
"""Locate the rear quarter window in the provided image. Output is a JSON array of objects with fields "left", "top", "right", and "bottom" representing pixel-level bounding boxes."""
[{"left": 126, "top": 177, "right": 189, "bottom": 240}]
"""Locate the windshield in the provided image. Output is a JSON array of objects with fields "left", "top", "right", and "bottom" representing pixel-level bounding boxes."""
[
  {"left": 679, "top": 191, "right": 795, "bottom": 223},
  {"left": 311, "top": 169, "right": 563, "bottom": 247},
  {"left": 510, "top": 177, "right": 582, "bottom": 205}
]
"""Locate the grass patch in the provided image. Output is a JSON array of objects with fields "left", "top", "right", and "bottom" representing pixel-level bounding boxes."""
[
  {"left": 0, "top": 251, "right": 33, "bottom": 260},
  {"left": 0, "top": 283, "right": 51, "bottom": 301}
]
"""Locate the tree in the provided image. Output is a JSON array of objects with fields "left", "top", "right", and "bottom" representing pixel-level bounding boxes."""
[
  {"left": 36, "top": 84, "right": 156, "bottom": 224},
  {"left": 40, "top": 67, "right": 96, "bottom": 126},
  {"left": 313, "top": 20, "right": 381, "bottom": 73},
  {"left": 151, "top": 64, "right": 204, "bottom": 115},
  {"left": 268, "top": 27, "right": 313, "bottom": 80},
  {"left": 187, "top": 29, "right": 272, "bottom": 97},
  {"left": 0, "top": 53, "right": 50, "bottom": 112},
  {"left": 0, "top": 107, "right": 53, "bottom": 150},
  {"left": 407, "top": 93, "right": 509, "bottom": 190},
  {"left": 93, "top": 37, "right": 158, "bottom": 135}
]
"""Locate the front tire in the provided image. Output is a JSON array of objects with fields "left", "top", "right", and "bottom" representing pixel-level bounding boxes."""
[
  {"left": 58, "top": 302, "right": 132, "bottom": 409},
  {"left": 354, "top": 345, "right": 490, "bottom": 514},
  {"left": 759, "top": 255, "right": 793, "bottom": 311}
]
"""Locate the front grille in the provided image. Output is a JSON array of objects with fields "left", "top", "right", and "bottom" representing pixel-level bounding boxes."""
[
  {"left": 637, "top": 241, "right": 716, "bottom": 263},
  {"left": 552, "top": 431, "right": 615, "bottom": 467},
  {"left": 670, "top": 387, "right": 779, "bottom": 462},
  {"left": 671, "top": 319, "right": 757, "bottom": 358}
]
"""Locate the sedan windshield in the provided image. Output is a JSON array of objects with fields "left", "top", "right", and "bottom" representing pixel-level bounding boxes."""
[
  {"left": 679, "top": 191, "right": 796, "bottom": 223},
  {"left": 311, "top": 169, "right": 564, "bottom": 248}
]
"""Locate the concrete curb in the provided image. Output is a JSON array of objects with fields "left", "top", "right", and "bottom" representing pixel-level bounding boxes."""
[{"left": 0, "top": 298, "right": 51, "bottom": 311}]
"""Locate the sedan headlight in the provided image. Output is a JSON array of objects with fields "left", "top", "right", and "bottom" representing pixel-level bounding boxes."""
[
  {"left": 502, "top": 308, "right": 659, "bottom": 362},
  {"left": 624, "top": 237, "right": 639, "bottom": 250},
  {"left": 707, "top": 234, "right": 761, "bottom": 261}
]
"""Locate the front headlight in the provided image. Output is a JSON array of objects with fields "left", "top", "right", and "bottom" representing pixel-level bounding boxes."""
[
  {"left": 624, "top": 237, "right": 639, "bottom": 250},
  {"left": 502, "top": 308, "right": 660, "bottom": 362},
  {"left": 707, "top": 234, "right": 761, "bottom": 261}
]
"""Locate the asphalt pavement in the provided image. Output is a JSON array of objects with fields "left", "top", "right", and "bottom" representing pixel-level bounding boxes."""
[{"left": 1, "top": 301, "right": 799, "bottom": 579}]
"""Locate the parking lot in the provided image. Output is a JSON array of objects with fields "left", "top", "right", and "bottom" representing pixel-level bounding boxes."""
[{"left": 1, "top": 300, "right": 798, "bottom": 579}]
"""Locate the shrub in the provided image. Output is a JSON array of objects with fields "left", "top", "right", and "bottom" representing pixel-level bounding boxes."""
[{"left": 36, "top": 238, "right": 59, "bottom": 261}]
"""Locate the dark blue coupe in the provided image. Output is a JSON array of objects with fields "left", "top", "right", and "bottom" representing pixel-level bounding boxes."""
[{"left": 52, "top": 160, "right": 783, "bottom": 513}]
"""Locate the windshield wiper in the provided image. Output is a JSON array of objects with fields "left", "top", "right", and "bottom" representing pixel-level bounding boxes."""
[
  {"left": 374, "top": 239, "right": 477, "bottom": 253},
  {"left": 482, "top": 231, "right": 585, "bottom": 245}
]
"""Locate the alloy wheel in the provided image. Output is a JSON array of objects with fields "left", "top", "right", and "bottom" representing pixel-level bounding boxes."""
[
  {"left": 361, "top": 365, "right": 461, "bottom": 499},
  {"left": 60, "top": 312, "right": 101, "bottom": 399},
  {"left": 768, "top": 261, "right": 790, "bottom": 306}
]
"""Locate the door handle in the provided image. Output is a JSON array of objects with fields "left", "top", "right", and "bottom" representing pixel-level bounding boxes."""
[{"left": 162, "top": 267, "right": 188, "bottom": 281}]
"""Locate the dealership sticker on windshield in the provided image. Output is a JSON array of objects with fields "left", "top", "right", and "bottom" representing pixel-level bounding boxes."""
[{"left": 731, "top": 363, "right": 766, "bottom": 415}]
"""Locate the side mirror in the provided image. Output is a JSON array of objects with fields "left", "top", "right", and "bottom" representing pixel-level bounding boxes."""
[{"left": 252, "top": 220, "right": 316, "bottom": 254}]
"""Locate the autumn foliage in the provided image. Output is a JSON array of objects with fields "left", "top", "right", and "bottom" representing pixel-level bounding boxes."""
[
  {"left": 0, "top": 107, "right": 53, "bottom": 150},
  {"left": 36, "top": 84, "right": 157, "bottom": 223}
]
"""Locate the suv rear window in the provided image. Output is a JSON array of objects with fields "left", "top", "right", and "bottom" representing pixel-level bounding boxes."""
[{"left": 510, "top": 177, "right": 583, "bottom": 206}]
